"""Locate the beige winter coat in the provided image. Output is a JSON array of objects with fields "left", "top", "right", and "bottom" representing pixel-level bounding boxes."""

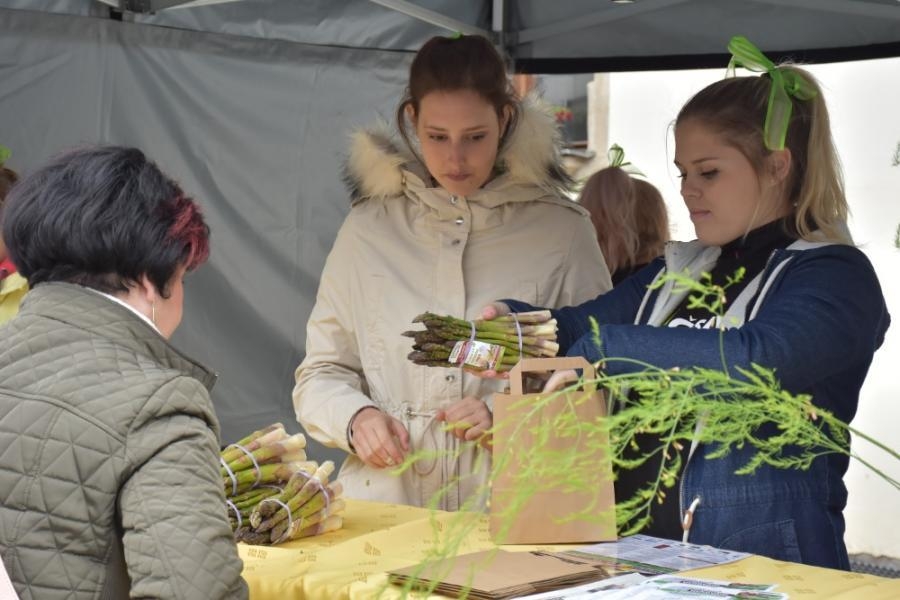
[{"left": 293, "top": 102, "right": 612, "bottom": 510}]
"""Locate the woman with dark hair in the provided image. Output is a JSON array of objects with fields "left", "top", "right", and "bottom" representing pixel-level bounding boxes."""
[
  {"left": 0, "top": 146, "right": 248, "bottom": 599},
  {"left": 293, "top": 34, "right": 611, "bottom": 510}
]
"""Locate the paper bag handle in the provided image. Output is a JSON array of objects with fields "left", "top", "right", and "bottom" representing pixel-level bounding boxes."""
[{"left": 508, "top": 357, "right": 596, "bottom": 395}]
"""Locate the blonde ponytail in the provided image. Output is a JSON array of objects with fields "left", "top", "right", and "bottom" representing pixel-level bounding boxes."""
[{"left": 786, "top": 66, "right": 850, "bottom": 243}]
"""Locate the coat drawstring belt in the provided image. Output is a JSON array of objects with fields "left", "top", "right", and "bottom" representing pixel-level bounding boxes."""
[
  {"left": 681, "top": 496, "right": 702, "bottom": 542},
  {"left": 404, "top": 406, "right": 441, "bottom": 477},
  {"left": 402, "top": 404, "right": 462, "bottom": 510}
]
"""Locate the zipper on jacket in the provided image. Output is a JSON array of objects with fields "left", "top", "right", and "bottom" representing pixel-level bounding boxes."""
[{"left": 678, "top": 248, "right": 790, "bottom": 541}]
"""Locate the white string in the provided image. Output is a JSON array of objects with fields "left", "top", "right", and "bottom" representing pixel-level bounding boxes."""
[
  {"left": 220, "top": 456, "right": 239, "bottom": 497},
  {"left": 292, "top": 470, "right": 331, "bottom": 513},
  {"left": 226, "top": 443, "right": 262, "bottom": 489},
  {"left": 225, "top": 499, "right": 242, "bottom": 529},
  {"left": 467, "top": 320, "right": 476, "bottom": 342},
  {"left": 404, "top": 406, "right": 440, "bottom": 477},
  {"left": 681, "top": 496, "right": 702, "bottom": 543},
  {"left": 261, "top": 498, "right": 294, "bottom": 544},
  {"left": 511, "top": 312, "right": 523, "bottom": 355}
]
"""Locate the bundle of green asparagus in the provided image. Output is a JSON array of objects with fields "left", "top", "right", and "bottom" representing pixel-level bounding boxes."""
[
  {"left": 404, "top": 310, "right": 558, "bottom": 372},
  {"left": 236, "top": 461, "right": 345, "bottom": 545},
  {"left": 221, "top": 423, "right": 345, "bottom": 545},
  {"left": 220, "top": 423, "right": 312, "bottom": 497}
]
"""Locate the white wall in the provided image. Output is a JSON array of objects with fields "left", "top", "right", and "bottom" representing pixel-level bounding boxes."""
[{"left": 606, "top": 58, "right": 900, "bottom": 558}]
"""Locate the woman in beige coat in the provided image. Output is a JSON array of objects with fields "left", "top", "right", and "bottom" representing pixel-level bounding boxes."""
[{"left": 293, "top": 35, "right": 612, "bottom": 510}]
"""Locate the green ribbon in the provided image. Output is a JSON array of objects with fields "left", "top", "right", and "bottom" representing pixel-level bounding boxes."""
[
  {"left": 726, "top": 35, "right": 817, "bottom": 151},
  {"left": 0, "top": 144, "right": 10, "bottom": 166},
  {"left": 607, "top": 144, "right": 644, "bottom": 177}
]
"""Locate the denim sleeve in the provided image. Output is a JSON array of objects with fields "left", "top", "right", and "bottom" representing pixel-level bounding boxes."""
[
  {"left": 568, "top": 247, "right": 890, "bottom": 403},
  {"left": 503, "top": 259, "right": 664, "bottom": 353}
]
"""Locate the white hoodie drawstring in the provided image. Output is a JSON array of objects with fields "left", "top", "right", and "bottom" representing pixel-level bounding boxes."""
[{"left": 682, "top": 496, "right": 702, "bottom": 543}]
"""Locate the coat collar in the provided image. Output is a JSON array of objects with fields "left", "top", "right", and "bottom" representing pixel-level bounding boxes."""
[{"left": 18, "top": 282, "right": 216, "bottom": 389}]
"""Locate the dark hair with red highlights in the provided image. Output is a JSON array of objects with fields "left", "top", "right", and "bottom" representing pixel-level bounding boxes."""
[
  {"left": 1, "top": 145, "right": 210, "bottom": 297},
  {"left": 396, "top": 34, "right": 520, "bottom": 159},
  {"left": 165, "top": 194, "right": 210, "bottom": 271}
]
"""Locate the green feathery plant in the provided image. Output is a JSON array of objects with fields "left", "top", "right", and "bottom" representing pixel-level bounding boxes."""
[{"left": 383, "top": 270, "right": 899, "bottom": 598}]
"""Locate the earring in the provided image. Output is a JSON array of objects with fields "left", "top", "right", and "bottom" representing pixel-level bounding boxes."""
[{"left": 151, "top": 302, "right": 157, "bottom": 325}]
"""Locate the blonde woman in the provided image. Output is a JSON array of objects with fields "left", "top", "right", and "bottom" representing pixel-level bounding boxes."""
[
  {"left": 579, "top": 163, "right": 669, "bottom": 285},
  {"left": 483, "top": 38, "right": 890, "bottom": 569}
]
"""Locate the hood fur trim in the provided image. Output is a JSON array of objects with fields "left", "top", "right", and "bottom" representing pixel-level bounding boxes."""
[
  {"left": 499, "top": 96, "right": 572, "bottom": 194},
  {"left": 345, "top": 96, "right": 571, "bottom": 202},
  {"left": 343, "top": 121, "right": 411, "bottom": 202}
]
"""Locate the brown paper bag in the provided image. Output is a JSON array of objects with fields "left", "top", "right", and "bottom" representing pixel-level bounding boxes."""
[{"left": 490, "top": 357, "right": 616, "bottom": 544}]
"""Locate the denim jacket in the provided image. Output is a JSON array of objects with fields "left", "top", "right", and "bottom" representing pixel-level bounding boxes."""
[{"left": 506, "top": 238, "right": 890, "bottom": 569}]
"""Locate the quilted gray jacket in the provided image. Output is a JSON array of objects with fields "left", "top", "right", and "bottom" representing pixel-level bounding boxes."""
[{"left": 0, "top": 283, "right": 248, "bottom": 599}]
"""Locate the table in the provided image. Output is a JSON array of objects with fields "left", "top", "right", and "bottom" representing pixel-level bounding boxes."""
[{"left": 238, "top": 499, "right": 900, "bottom": 599}]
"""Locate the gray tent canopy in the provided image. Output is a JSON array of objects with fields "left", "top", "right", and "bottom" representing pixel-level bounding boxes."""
[
  {"left": 1, "top": 0, "right": 898, "bottom": 454},
  {"left": 40, "top": 0, "right": 900, "bottom": 72}
]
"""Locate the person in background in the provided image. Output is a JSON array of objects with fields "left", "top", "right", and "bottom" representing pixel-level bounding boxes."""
[
  {"left": 0, "top": 150, "right": 26, "bottom": 324},
  {"left": 293, "top": 34, "right": 611, "bottom": 510},
  {"left": 0, "top": 146, "right": 248, "bottom": 599},
  {"left": 480, "top": 37, "right": 889, "bottom": 569},
  {"left": 578, "top": 147, "right": 670, "bottom": 285}
]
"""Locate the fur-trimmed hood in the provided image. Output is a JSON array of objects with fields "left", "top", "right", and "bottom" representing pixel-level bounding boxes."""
[{"left": 344, "top": 96, "right": 574, "bottom": 204}]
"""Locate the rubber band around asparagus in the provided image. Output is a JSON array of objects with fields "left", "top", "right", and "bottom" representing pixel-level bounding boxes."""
[
  {"left": 220, "top": 457, "right": 239, "bottom": 496},
  {"left": 262, "top": 498, "right": 294, "bottom": 544},
  {"left": 226, "top": 443, "right": 263, "bottom": 489},
  {"left": 226, "top": 499, "right": 242, "bottom": 529}
]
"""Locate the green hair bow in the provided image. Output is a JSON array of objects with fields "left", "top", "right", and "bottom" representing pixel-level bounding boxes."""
[
  {"left": 0, "top": 144, "right": 10, "bottom": 166},
  {"left": 607, "top": 144, "right": 644, "bottom": 177},
  {"left": 726, "top": 35, "right": 817, "bottom": 151}
]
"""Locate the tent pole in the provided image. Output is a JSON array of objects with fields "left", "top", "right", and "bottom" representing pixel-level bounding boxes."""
[
  {"left": 518, "top": 0, "right": 689, "bottom": 45},
  {"left": 492, "top": 0, "right": 511, "bottom": 69},
  {"left": 366, "top": 0, "right": 490, "bottom": 38}
]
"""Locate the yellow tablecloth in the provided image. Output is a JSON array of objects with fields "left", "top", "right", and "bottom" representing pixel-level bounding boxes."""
[{"left": 238, "top": 499, "right": 900, "bottom": 599}]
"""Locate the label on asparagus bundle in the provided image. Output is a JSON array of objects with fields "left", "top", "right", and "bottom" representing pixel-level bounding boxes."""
[{"left": 448, "top": 340, "right": 505, "bottom": 370}]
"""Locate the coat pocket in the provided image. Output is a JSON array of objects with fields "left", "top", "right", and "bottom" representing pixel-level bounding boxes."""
[{"left": 717, "top": 518, "right": 803, "bottom": 563}]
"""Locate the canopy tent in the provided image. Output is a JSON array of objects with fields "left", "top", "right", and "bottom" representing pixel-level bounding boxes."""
[
  {"left": 1, "top": 0, "right": 898, "bottom": 453},
  {"left": 22, "top": 0, "right": 900, "bottom": 72}
]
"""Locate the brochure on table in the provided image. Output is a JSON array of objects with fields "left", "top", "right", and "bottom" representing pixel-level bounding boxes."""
[
  {"left": 517, "top": 575, "right": 787, "bottom": 600},
  {"left": 517, "top": 536, "right": 785, "bottom": 600},
  {"left": 556, "top": 534, "right": 753, "bottom": 576}
]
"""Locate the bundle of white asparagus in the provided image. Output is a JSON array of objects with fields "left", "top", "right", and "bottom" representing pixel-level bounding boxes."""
[
  {"left": 220, "top": 423, "right": 345, "bottom": 545},
  {"left": 404, "top": 310, "right": 559, "bottom": 372}
]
